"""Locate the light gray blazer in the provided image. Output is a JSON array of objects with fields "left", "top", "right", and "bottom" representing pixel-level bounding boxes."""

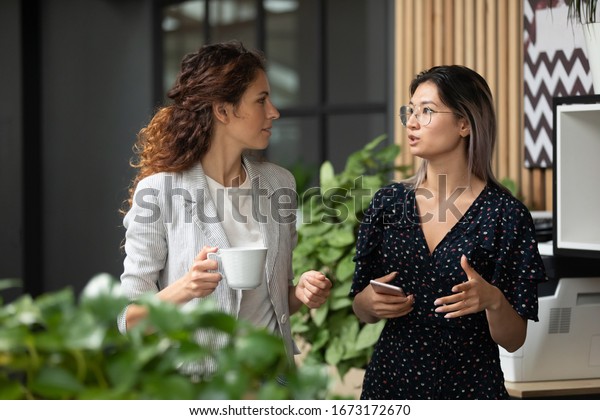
[{"left": 119, "top": 155, "right": 298, "bottom": 370}]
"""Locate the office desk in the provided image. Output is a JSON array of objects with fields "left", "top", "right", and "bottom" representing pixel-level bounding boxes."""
[{"left": 505, "top": 378, "right": 600, "bottom": 399}]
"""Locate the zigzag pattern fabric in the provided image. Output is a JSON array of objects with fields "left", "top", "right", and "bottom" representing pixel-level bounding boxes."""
[{"left": 524, "top": 0, "right": 593, "bottom": 168}]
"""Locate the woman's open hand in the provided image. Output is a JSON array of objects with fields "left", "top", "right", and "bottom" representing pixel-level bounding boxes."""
[{"left": 433, "top": 255, "right": 502, "bottom": 318}]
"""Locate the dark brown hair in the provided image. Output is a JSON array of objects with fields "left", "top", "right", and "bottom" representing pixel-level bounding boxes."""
[{"left": 124, "top": 41, "right": 266, "bottom": 210}]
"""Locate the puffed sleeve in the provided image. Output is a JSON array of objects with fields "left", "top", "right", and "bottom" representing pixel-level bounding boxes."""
[{"left": 497, "top": 201, "right": 547, "bottom": 322}]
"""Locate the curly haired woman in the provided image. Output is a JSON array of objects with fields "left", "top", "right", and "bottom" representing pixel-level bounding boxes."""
[{"left": 118, "top": 41, "right": 331, "bottom": 375}]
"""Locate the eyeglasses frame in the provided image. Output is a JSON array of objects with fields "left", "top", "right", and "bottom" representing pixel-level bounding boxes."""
[{"left": 399, "top": 105, "right": 456, "bottom": 127}]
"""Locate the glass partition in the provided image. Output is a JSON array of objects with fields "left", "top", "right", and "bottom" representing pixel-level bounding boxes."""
[
  {"left": 162, "top": 1, "right": 206, "bottom": 97},
  {"left": 159, "top": 0, "right": 392, "bottom": 175}
]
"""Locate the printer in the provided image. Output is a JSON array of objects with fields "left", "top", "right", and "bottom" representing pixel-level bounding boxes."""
[
  {"left": 503, "top": 97, "right": 600, "bottom": 382},
  {"left": 499, "top": 239, "right": 600, "bottom": 382}
]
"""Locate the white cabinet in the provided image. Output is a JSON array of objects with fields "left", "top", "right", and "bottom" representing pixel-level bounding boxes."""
[{"left": 554, "top": 100, "right": 600, "bottom": 258}]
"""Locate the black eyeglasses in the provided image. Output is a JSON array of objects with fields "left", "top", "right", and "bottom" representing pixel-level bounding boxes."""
[{"left": 399, "top": 105, "right": 455, "bottom": 127}]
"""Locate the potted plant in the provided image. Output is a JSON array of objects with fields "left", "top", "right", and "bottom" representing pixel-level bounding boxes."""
[
  {"left": 291, "top": 135, "right": 409, "bottom": 394},
  {"left": 0, "top": 275, "right": 328, "bottom": 400}
]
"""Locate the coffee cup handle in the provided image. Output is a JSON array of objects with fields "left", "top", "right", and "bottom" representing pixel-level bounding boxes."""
[{"left": 207, "top": 252, "right": 223, "bottom": 277}]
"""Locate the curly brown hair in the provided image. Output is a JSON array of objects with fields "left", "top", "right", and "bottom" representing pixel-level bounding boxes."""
[{"left": 124, "top": 41, "right": 266, "bottom": 211}]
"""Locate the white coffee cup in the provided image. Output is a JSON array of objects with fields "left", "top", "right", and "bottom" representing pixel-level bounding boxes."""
[{"left": 207, "top": 247, "right": 267, "bottom": 290}]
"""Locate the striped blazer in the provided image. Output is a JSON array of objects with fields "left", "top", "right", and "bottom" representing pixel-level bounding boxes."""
[{"left": 119, "top": 155, "right": 298, "bottom": 373}]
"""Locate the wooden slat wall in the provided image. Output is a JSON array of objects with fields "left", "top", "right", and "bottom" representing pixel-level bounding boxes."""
[{"left": 394, "top": 0, "right": 551, "bottom": 210}]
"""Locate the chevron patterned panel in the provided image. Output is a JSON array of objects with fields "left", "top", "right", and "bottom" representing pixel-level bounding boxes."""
[{"left": 524, "top": 0, "right": 593, "bottom": 168}]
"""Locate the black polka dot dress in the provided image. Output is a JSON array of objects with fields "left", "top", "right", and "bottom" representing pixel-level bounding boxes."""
[{"left": 350, "top": 182, "right": 547, "bottom": 399}]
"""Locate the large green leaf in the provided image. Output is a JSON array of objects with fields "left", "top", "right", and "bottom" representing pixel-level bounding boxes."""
[
  {"left": 234, "top": 330, "right": 286, "bottom": 370},
  {"left": 324, "top": 337, "right": 343, "bottom": 366},
  {"left": 105, "top": 348, "right": 143, "bottom": 388},
  {"left": 319, "top": 161, "right": 335, "bottom": 191},
  {"left": 339, "top": 317, "right": 359, "bottom": 341},
  {"left": 354, "top": 320, "right": 386, "bottom": 351},
  {"left": 62, "top": 312, "right": 107, "bottom": 350},
  {"left": 335, "top": 254, "right": 356, "bottom": 283},
  {"left": 375, "top": 145, "right": 400, "bottom": 165},
  {"left": 140, "top": 372, "right": 199, "bottom": 400},
  {"left": 363, "top": 134, "right": 387, "bottom": 151},
  {"left": 290, "top": 320, "right": 310, "bottom": 334},
  {"left": 331, "top": 280, "right": 352, "bottom": 298},
  {"left": 0, "top": 279, "right": 22, "bottom": 293},
  {"left": 0, "top": 328, "right": 29, "bottom": 352},
  {"left": 310, "top": 303, "right": 328, "bottom": 327},
  {"left": 0, "top": 380, "right": 24, "bottom": 399},
  {"left": 299, "top": 221, "right": 332, "bottom": 236},
  {"left": 344, "top": 151, "right": 368, "bottom": 176},
  {"left": 79, "top": 274, "right": 129, "bottom": 321},
  {"left": 330, "top": 296, "right": 352, "bottom": 311},
  {"left": 326, "top": 229, "right": 355, "bottom": 248},
  {"left": 310, "top": 328, "right": 330, "bottom": 352},
  {"left": 194, "top": 311, "right": 239, "bottom": 335},
  {"left": 318, "top": 247, "right": 345, "bottom": 265},
  {"left": 30, "top": 366, "right": 85, "bottom": 398}
]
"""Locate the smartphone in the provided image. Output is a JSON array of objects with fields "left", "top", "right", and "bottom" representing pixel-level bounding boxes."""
[{"left": 370, "top": 280, "right": 405, "bottom": 296}]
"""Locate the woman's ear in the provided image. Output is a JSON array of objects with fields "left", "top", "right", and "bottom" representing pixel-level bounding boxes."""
[
  {"left": 213, "top": 102, "right": 229, "bottom": 123},
  {"left": 459, "top": 118, "right": 471, "bottom": 138}
]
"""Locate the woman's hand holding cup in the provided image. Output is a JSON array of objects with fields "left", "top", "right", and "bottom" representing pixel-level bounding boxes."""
[{"left": 178, "top": 246, "right": 223, "bottom": 301}]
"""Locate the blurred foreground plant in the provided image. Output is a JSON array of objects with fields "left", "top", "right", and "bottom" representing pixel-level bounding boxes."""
[{"left": 0, "top": 276, "right": 328, "bottom": 400}]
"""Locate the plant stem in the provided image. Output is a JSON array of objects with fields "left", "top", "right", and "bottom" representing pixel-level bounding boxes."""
[
  {"left": 70, "top": 349, "right": 87, "bottom": 382},
  {"left": 24, "top": 337, "right": 39, "bottom": 389}
]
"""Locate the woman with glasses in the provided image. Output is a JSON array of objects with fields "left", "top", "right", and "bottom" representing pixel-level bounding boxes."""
[{"left": 350, "top": 65, "right": 546, "bottom": 399}]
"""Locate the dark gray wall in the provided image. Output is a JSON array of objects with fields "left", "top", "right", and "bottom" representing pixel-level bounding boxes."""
[
  {"left": 41, "top": 0, "right": 154, "bottom": 294},
  {"left": 0, "top": 0, "right": 156, "bottom": 298},
  {"left": 0, "top": 0, "right": 23, "bottom": 301}
]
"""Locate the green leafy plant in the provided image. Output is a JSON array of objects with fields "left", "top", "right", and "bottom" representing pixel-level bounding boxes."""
[
  {"left": 499, "top": 176, "right": 533, "bottom": 208},
  {"left": 289, "top": 160, "right": 319, "bottom": 197},
  {"left": 500, "top": 177, "right": 518, "bottom": 198},
  {"left": 291, "top": 134, "right": 408, "bottom": 378},
  {"left": 0, "top": 275, "right": 328, "bottom": 400}
]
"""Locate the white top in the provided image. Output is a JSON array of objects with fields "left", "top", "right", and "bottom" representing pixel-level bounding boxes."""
[{"left": 205, "top": 167, "right": 278, "bottom": 332}]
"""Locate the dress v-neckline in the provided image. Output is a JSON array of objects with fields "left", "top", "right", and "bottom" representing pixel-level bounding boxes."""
[{"left": 414, "top": 184, "right": 487, "bottom": 257}]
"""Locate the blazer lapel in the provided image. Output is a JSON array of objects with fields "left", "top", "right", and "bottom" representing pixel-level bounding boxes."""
[
  {"left": 244, "top": 156, "right": 279, "bottom": 285},
  {"left": 181, "top": 163, "right": 231, "bottom": 250}
]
